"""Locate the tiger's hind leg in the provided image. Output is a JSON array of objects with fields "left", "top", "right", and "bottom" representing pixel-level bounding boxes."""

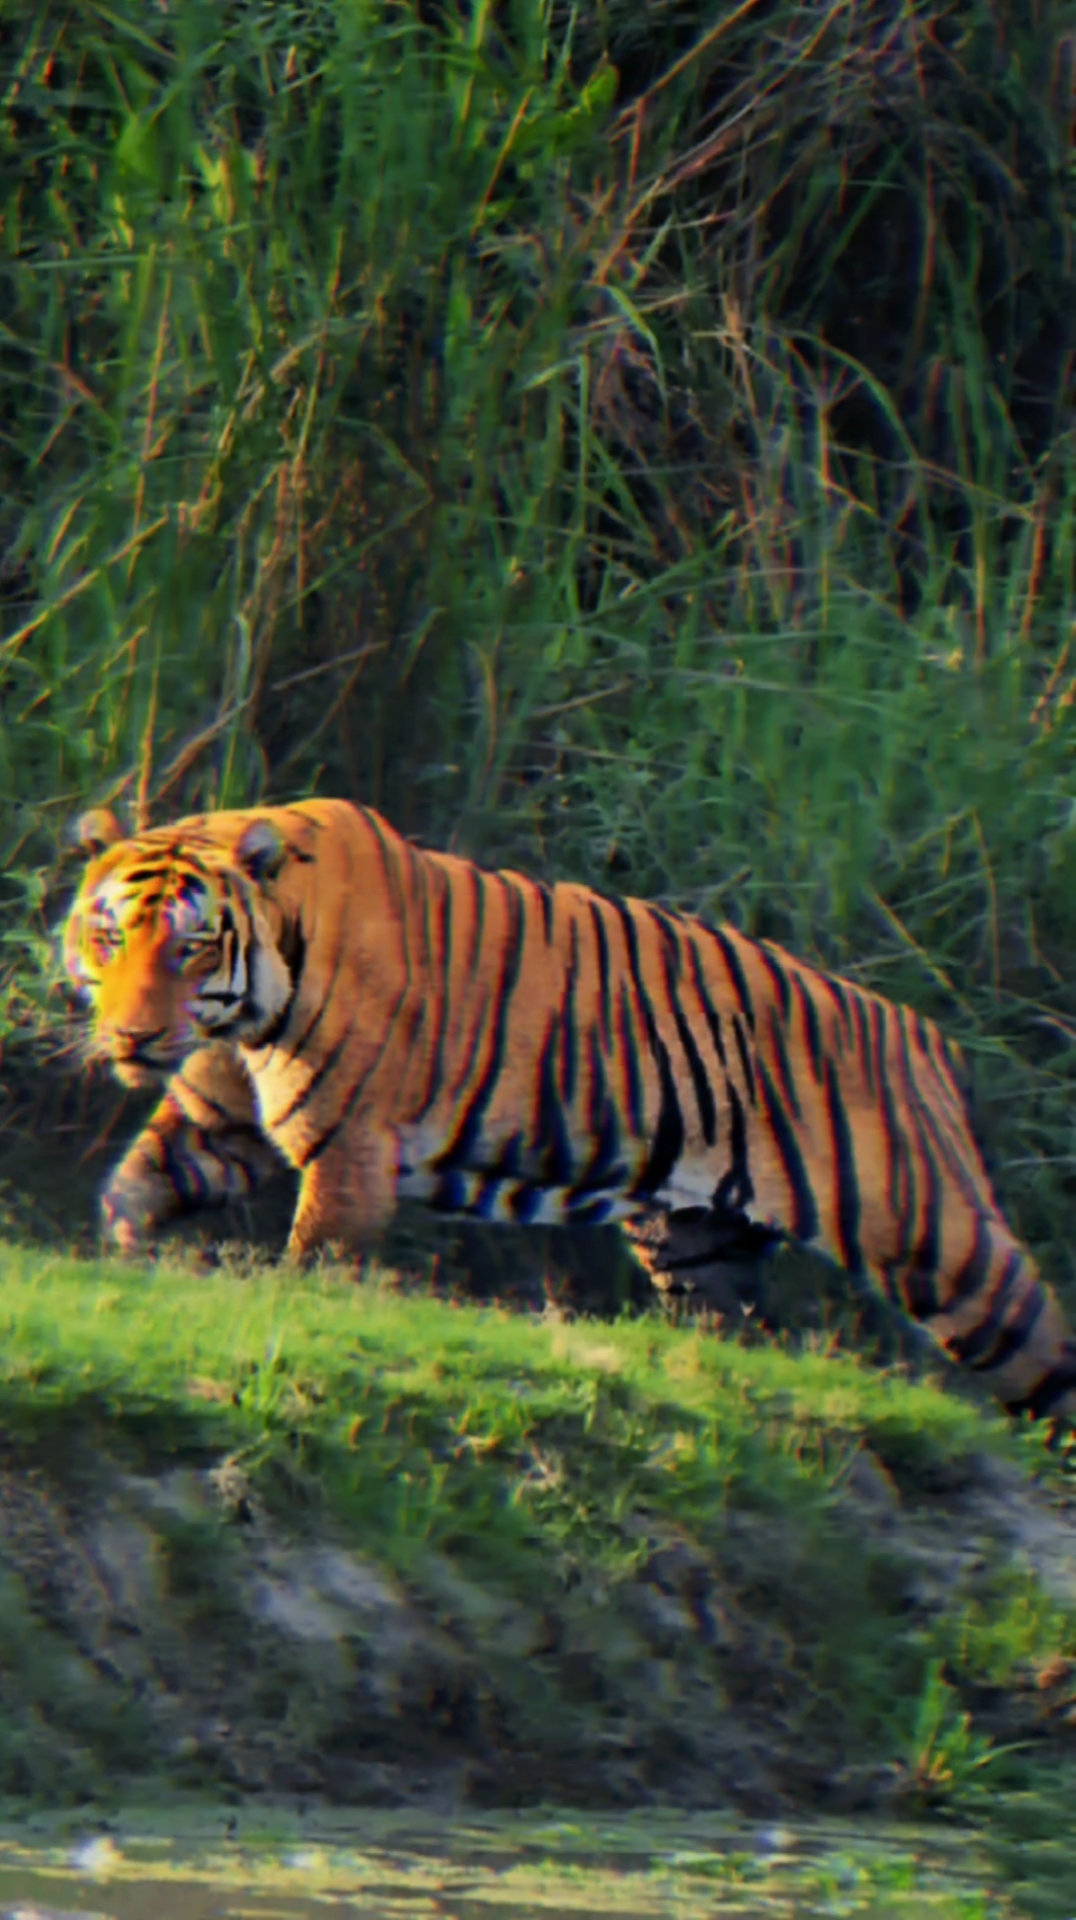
[
  {"left": 900, "top": 1213, "right": 1076, "bottom": 1424},
  {"left": 102, "top": 1043, "right": 284, "bottom": 1254},
  {"left": 622, "top": 1208, "right": 781, "bottom": 1325}
]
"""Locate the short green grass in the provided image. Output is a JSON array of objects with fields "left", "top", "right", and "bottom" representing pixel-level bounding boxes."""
[{"left": 0, "top": 1236, "right": 1024, "bottom": 1567}]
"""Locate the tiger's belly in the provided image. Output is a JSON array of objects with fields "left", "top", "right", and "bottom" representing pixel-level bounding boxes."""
[{"left": 392, "top": 1121, "right": 721, "bottom": 1229}]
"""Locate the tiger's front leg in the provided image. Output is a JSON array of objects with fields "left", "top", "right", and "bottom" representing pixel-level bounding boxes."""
[
  {"left": 285, "top": 1128, "right": 398, "bottom": 1264},
  {"left": 102, "top": 1043, "right": 285, "bottom": 1254}
]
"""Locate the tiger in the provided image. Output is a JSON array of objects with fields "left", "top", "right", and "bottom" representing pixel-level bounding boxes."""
[{"left": 62, "top": 796, "right": 1076, "bottom": 1423}]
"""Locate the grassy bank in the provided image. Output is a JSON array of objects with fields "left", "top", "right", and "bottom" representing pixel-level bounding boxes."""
[{"left": 0, "top": 1242, "right": 1075, "bottom": 1888}]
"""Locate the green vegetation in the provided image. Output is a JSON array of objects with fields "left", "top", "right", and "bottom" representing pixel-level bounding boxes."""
[{"left": 4, "top": 0, "right": 1076, "bottom": 1286}]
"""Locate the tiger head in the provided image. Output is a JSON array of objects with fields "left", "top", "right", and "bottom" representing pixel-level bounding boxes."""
[{"left": 64, "top": 808, "right": 295, "bottom": 1087}]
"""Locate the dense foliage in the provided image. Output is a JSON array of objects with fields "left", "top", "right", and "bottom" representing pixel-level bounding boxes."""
[{"left": 3, "top": 0, "right": 1076, "bottom": 1283}]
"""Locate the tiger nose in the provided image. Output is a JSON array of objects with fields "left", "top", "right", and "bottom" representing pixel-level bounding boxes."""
[{"left": 112, "top": 1023, "right": 167, "bottom": 1053}]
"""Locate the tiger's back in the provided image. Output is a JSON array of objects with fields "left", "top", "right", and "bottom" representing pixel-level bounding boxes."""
[{"left": 64, "top": 797, "right": 1076, "bottom": 1422}]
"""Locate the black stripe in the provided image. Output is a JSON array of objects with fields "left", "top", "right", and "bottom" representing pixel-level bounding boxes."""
[
  {"left": 194, "top": 904, "right": 240, "bottom": 1011},
  {"left": 732, "top": 1014, "right": 758, "bottom": 1108},
  {"left": 411, "top": 853, "right": 440, "bottom": 1099},
  {"left": 793, "top": 972, "right": 825, "bottom": 1083},
  {"left": 589, "top": 901, "right": 614, "bottom": 1050},
  {"left": 1009, "top": 1349, "right": 1076, "bottom": 1418},
  {"left": 220, "top": 1132, "right": 269, "bottom": 1190},
  {"left": 712, "top": 1078, "right": 753, "bottom": 1213},
  {"left": 945, "top": 1248, "right": 1024, "bottom": 1364},
  {"left": 618, "top": 980, "right": 645, "bottom": 1138},
  {"left": 130, "top": 889, "right": 165, "bottom": 917},
  {"left": 634, "top": 1036, "right": 685, "bottom": 1200},
  {"left": 572, "top": 1034, "right": 625, "bottom": 1196},
  {"left": 299, "top": 986, "right": 410, "bottom": 1166},
  {"left": 940, "top": 1030, "right": 971, "bottom": 1104},
  {"left": 909, "top": 1013, "right": 974, "bottom": 1154},
  {"left": 611, "top": 903, "right": 685, "bottom": 1197},
  {"left": 871, "top": 999, "right": 905, "bottom": 1222},
  {"left": 224, "top": 905, "right": 243, "bottom": 1008},
  {"left": 947, "top": 1211, "right": 993, "bottom": 1307},
  {"left": 922, "top": 1024, "right": 971, "bottom": 1136},
  {"left": 894, "top": 1075, "right": 941, "bottom": 1324},
  {"left": 465, "top": 861, "right": 486, "bottom": 986},
  {"left": 824, "top": 1054, "right": 863, "bottom": 1276},
  {"left": 585, "top": 1026, "right": 607, "bottom": 1139},
  {"left": 491, "top": 1130, "right": 524, "bottom": 1179},
  {"left": 766, "top": 1004, "right": 802, "bottom": 1123},
  {"left": 648, "top": 905, "right": 682, "bottom": 942},
  {"left": 270, "top": 1028, "right": 351, "bottom": 1129},
  {"left": 468, "top": 1174, "right": 501, "bottom": 1220},
  {"left": 364, "top": 807, "right": 411, "bottom": 924},
  {"left": 535, "top": 881, "right": 556, "bottom": 942},
  {"left": 655, "top": 919, "right": 716, "bottom": 1147},
  {"left": 275, "top": 920, "right": 348, "bottom": 1067},
  {"left": 611, "top": 901, "right": 661, "bottom": 1057},
  {"left": 708, "top": 927, "right": 756, "bottom": 1031},
  {"left": 821, "top": 971, "right": 856, "bottom": 1046},
  {"left": 256, "top": 924, "right": 307, "bottom": 1049},
  {"left": 755, "top": 1058, "right": 817, "bottom": 1241},
  {"left": 431, "top": 876, "right": 527, "bottom": 1173},
  {"left": 508, "top": 1183, "right": 543, "bottom": 1224},
  {"left": 442, "top": 873, "right": 496, "bottom": 1106},
  {"left": 559, "top": 919, "right": 579, "bottom": 1106},
  {"left": 536, "top": 1016, "right": 574, "bottom": 1187},
  {"left": 959, "top": 1256, "right": 1044, "bottom": 1374},
  {"left": 850, "top": 989, "right": 874, "bottom": 1097},
  {"left": 160, "top": 1132, "right": 206, "bottom": 1207},
  {"left": 430, "top": 1170, "right": 467, "bottom": 1213},
  {"left": 172, "top": 1070, "right": 231, "bottom": 1124},
  {"left": 904, "top": 1068, "right": 983, "bottom": 1214},
  {"left": 895, "top": 1008, "right": 983, "bottom": 1213},
  {"left": 687, "top": 935, "right": 728, "bottom": 1070},
  {"left": 570, "top": 1195, "right": 613, "bottom": 1225},
  {"left": 197, "top": 1132, "right": 230, "bottom": 1175},
  {"left": 413, "top": 867, "right": 454, "bottom": 1121},
  {"left": 117, "top": 863, "right": 173, "bottom": 885},
  {"left": 756, "top": 942, "right": 793, "bottom": 1020}
]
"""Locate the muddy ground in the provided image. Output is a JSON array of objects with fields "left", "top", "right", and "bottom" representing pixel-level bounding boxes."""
[{"left": 2, "top": 1425, "right": 1076, "bottom": 1819}]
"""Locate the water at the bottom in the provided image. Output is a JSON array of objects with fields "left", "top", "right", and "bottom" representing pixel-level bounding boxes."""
[{"left": 0, "top": 1806, "right": 1009, "bottom": 1920}]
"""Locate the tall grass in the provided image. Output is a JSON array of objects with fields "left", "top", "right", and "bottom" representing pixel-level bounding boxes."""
[{"left": 3, "top": 0, "right": 1076, "bottom": 1286}]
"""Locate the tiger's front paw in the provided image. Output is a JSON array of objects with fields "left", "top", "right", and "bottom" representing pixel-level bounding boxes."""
[
  {"left": 101, "top": 1184, "right": 161, "bottom": 1258},
  {"left": 102, "top": 1209, "right": 150, "bottom": 1258}
]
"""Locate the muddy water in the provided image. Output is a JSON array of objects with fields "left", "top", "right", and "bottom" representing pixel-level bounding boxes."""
[{"left": 0, "top": 1808, "right": 1006, "bottom": 1919}]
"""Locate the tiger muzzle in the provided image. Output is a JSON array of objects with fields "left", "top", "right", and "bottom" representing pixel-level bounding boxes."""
[{"left": 107, "top": 1025, "right": 177, "bottom": 1084}]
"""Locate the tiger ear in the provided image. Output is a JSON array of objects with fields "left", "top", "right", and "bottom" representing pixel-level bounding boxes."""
[
  {"left": 236, "top": 819, "right": 287, "bottom": 885},
  {"left": 70, "top": 808, "right": 125, "bottom": 857}
]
